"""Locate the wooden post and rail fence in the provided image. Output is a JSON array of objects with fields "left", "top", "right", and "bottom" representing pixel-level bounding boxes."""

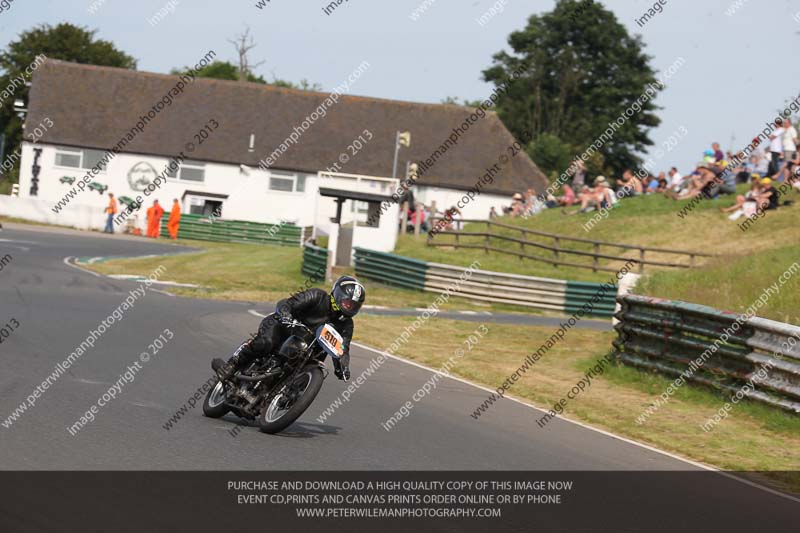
[{"left": 426, "top": 218, "right": 714, "bottom": 274}]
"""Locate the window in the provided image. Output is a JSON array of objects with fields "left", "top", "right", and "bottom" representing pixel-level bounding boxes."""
[
  {"left": 179, "top": 161, "right": 205, "bottom": 182},
  {"left": 55, "top": 149, "right": 81, "bottom": 168},
  {"left": 55, "top": 148, "right": 108, "bottom": 171},
  {"left": 268, "top": 172, "right": 304, "bottom": 193},
  {"left": 351, "top": 200, "right": 369, "bottom": 215},
  {"left": 83, "top": 149, "right": 109, "bottom": 171},
  {"left": 165, "top": 161, "right": 179, "bottom": 179},
  {"left": 166, "top": 160, "right": 205, "bottom": 182}
]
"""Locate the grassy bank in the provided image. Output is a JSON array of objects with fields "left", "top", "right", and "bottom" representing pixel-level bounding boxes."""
[
  {"left": 84, "top": 238, "right": 540, "bottom": 314},
  {"left": 638, "top": 244, "right": 800, "bottom": 324},
  {"left": 393, "top": 190, "right": 800, "bottom": 323},
  {"left": 355, "top": 315, "right": 800, "bottom": 487}
]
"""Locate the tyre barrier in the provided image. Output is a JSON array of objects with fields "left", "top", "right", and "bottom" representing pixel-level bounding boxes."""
[
  {"left": 302, "top": 244, "right": 328, "bottom": 281},
  {"left": 353, "top": 247, "right": 618, "bottom": 317},
  {"left": 160, "top": 213, "right": 302, "bottom": 246},
  {"left": 613, "top": 294, "right": 800, "bottom": 413}
]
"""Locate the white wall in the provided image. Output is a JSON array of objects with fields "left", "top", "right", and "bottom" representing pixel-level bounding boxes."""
[
  {"left": 0, "top": 194, "right": 107, "bottom": 230},
  {"left": 415, "top": 185, "right": 510, "bottom": 220},
  {"left": 13, "top": 142, "right": 504, "bottom": 250},
  {"left": 16, "top": 142, "right": 319, "bottom": 229}
]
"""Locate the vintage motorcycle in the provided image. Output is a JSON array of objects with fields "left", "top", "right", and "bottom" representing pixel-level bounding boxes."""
[{"left": 202, "top": 316, "right": 345, "bottom": 434}]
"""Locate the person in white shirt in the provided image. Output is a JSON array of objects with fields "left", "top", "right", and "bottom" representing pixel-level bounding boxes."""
[
  {"left": 768, "top": 120, "right": 785, "bottom": 175},
  {"left": 668, "top": 167, "right": 684, "bottom": 191},
  {"left": 782, "top": 117, "right": 797, "bottom": 161}
]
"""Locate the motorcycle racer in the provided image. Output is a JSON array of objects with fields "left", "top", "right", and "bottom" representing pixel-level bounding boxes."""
[{"left": 212, "top": 276, "right": 366, "bottom": 382}]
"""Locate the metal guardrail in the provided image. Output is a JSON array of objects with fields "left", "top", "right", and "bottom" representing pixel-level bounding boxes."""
[
  {"left": 427, "top": 218, "right": 714, "bottom": 273},
  {"left": 613, "top": 294, "right": 800, "bottom": 413},
  {"left": 302, "top": 244, "right": 328, "bottom": 281},
  {"left": 354, "top": 247, "right": 617, "bottom": 317},
  {"left": 160, "top": 213, "right": 302, "bottom": 246}
]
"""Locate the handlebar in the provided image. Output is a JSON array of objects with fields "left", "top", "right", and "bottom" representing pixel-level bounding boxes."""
[{"left": 279, "top": 315, "right": 312, "bottom": 334}]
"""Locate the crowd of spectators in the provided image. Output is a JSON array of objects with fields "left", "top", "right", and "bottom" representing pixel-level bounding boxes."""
[
  {"left": 399, "top": 118, "right": 798, "bottom": 233},
  {"left": 400, "top": 199, "right": 464, "bottom": 234},
  {"left": 494, "top": 117, "right": 799, "bottom": 221}
]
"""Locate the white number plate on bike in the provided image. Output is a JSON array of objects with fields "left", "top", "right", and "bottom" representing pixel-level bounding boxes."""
[{"left": 316, "top": 324, "right": 344, "bottom": 359}]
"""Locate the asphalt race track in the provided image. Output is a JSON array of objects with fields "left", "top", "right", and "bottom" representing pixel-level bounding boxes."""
[{"left": 0, "top": 225, "right": 797, "bottom": 513}]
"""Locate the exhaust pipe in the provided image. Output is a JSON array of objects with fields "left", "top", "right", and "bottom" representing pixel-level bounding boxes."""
[{"left": 235, "top": 368, "right": 281, "bottom": 382}]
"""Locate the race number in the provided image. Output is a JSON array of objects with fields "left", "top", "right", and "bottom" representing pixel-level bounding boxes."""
[{"left": 317, "top": 323, "right": 344, "bottom": 359}]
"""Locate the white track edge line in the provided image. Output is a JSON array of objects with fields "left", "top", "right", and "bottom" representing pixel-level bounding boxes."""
[
  {"left": 349, "top": 340, "right": 800, "bottom": 505},
  {"left": 62, "top": 256, "right": 101, "bottom": 277},
  {"left": 151, "top": 289, "right": 176, "bottom": 297}
]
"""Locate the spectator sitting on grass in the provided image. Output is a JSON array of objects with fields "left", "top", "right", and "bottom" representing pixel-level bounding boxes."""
[
  {"left": 557, "top": 184, "right": 576, "bottom": 207},
  {"left": 574, "top": 176, "right": 613, "bottom": 213},
  {"left": 510, "top": 193, "right": 525, "bottom": 217},
  {"left": 720, "top": 179, "right": 762, "bottom": 220},
  {"left": 759, "top": 177, "right": 780, "bottom": 211},
  {"left": 666, "top": 162, "right": 722, "bottom": 201},
  {"left": 668, "top": 167, "right": 684, "bottom": 191},
  {"left": 617, "top": 169, "right": 643, "bottom": 197},
  {"left": 564, "top": 185, "right": 591, "bottom": 215},
  {"left": 656, "top": 173, "right": 669, "bottom": 193},
  {"left": 544, "top": 192, "right": 559, "bottom": 209},
  {"left": 645, "top": 174, "right": 660, "bottom": 193},
  {"left": 741, "top": 155, "right": 758, "bottom": 180}
]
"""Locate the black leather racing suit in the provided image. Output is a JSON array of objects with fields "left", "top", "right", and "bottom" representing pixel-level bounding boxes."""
[{"left": 238, "top": 288, "right": 353, "bottom": 376}]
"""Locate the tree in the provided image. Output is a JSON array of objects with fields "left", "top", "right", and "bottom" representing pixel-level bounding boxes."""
[
  {"left": 227, "top": 27, "right": 265, "bottom": 83},
  {"left": 440, "top": 96, "right": 491, "bottom": 108},
  {"left": 284, "top": 78, "right": 323, "bottom": 92},
  {"left": 172, "top": 27, "right": 321, "bottom": 91},
  {"left": 170, "top": 61, "right": 267, "bottom": 84},
  {"left": 483, "top": 0, "right": 661, "bottom": 177},
  {"left": 0, "top": 23, "right": 135, "bottom": 187}
]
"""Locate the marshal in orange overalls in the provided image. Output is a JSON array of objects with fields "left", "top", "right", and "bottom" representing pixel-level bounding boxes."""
[
  {"left": 146, "top": 200, "right": 165, "bottom": 238},
  {"left": 167, "top": 199, "right": 181, "bottom": 240}
]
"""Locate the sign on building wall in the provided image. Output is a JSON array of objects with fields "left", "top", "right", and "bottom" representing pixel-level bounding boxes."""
[{"left": 127, "top": 162, "right": 158, "bottom": 192}]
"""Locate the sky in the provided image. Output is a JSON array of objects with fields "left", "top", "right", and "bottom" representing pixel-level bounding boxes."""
[{"left": 1, "top": 0, "right": 799, "bottom": 175}]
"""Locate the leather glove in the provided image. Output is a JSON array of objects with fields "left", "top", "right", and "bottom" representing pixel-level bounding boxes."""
[
  {"left": 277, "top": 313, "right": 296, "bottom": 327},
  {"left": 333, "top": 360, "right": 350, "bottom": 381}
]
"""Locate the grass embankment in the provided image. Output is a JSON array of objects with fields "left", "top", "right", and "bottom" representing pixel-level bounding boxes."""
[
  {"left": 85, "top": 238, "right": 531, "bottom": 313},
  {"left": 400, "top": 188, "right": 800, "bottom": 323},
  {"left": 356, "top": 315, "right": 800, "bottom": 486}
]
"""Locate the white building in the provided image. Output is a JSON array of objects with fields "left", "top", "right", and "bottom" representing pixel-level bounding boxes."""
[{"left": 11, "top": 60, "right": 548, "bottom": 252}]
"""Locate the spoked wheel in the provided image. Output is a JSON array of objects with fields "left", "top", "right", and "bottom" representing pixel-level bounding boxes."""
[
  {"left": 258, "top": 365, "right": 324, "bottom": 434},
  {"left": 202, "top": 380, "right": 230, "bottom": 418}
]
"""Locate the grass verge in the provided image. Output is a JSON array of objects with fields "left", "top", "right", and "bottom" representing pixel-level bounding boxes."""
[
  {"left": 399, "top": 186, "right": 800, "bottom": 284},
  {"left": 355, "top": 315, "right": 800, "bottom": 489},
  {"left": 84, "top": 238, "right": 543, "bottom": 314}
]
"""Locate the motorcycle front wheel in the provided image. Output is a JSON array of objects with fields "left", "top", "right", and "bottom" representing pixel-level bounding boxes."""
[
  {"left": 202, "top": 380, "right": 230, "bottom": 418},
  {"left": 258, "top": 365, "right": 324, "bottom": 434}
]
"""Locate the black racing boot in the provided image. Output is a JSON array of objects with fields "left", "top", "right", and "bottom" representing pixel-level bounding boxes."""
[{"left": 212, "top": 355, "right": 240, "bottom": 381}]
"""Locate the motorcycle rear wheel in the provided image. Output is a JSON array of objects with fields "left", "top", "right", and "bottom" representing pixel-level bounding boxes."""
[{"left": 258, "top": 365, "right": 324, "bottom": 434}]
